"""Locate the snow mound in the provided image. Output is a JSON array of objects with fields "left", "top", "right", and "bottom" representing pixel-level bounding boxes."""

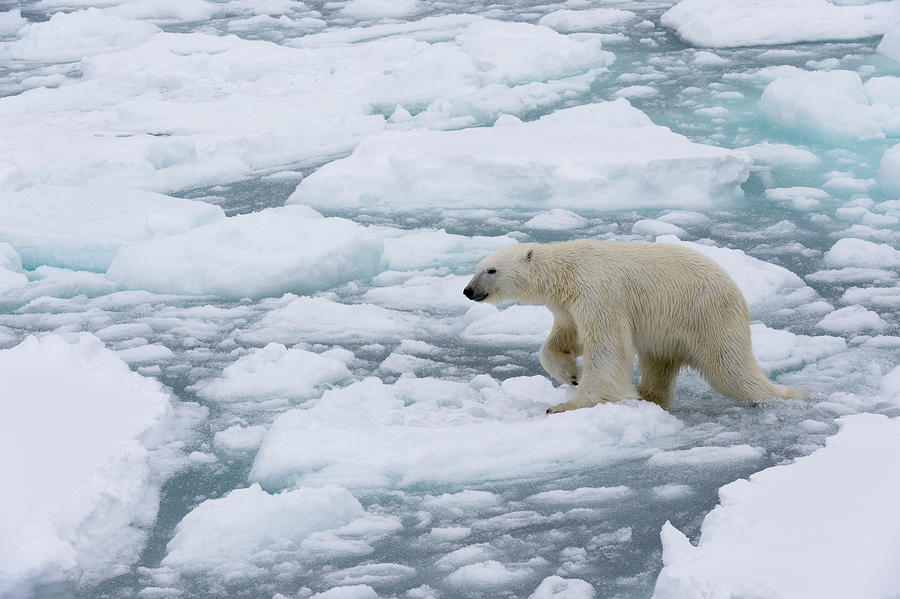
[
  {"left": 288, "top": 101, "right": 752, "bottom": 213},
  {"left": 236, "top": 295, "right": 422, "bottom": 346},
  {"left": 106, "top": 207, "right": 382, "bottom": 299},
  {"left": 250, "top": 375, "right": 683, "bottom": 490},
  {"left": 0, "top": 334, "right": 174, "bottom": 595},
  {"left": 759, "top": 70, "right": 900, "bottom": 143},
  {"left": 192, "top": 343, "right": 354, "bottom": 405},
  {"left": 8, "top": 8, "right": 159, "bottom": 62},
  {"left": 653, "top": 414, "right": 900, "bottom": 599},
  {"left": 0, "top": 186, "right": 225, "bottom": 272},
  {"left": 162, "top": 484, "right": 399, "bottom": 575},
  {"left": 662, "top": 0, "right": 900, "bottom": 48}
]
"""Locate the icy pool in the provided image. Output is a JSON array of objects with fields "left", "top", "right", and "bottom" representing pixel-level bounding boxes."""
[{"left": 1, "top": 0, "right": 899, "bottom": 598}]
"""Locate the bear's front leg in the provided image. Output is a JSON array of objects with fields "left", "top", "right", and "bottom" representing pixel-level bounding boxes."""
[
  {"left": 539, "top": 311, "right": 581, "bottom": 386},
  {"left": 546, "top": 327, "right": 637, "bottom": 414}
]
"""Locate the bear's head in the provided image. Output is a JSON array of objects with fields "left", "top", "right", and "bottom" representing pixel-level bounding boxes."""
[{"left": 463, "top": 243, "right": 535, "bottom": 304}]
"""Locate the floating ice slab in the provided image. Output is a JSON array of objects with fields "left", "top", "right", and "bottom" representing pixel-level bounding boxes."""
[
  {"left": 0, "top": 186, "right": 224, "bottom": 272},
  {"left": 192, "top": 343, "right": 354, "bottom": 405},
  {"left": 0, "top": 18, "right": 615, "bottom": 193},
  {"left": 824, "top": 238, "right": 900, "bottom": 269},
  {"left": 750, "top": 323, "right": 846, "bottom": 372},
  {"left": 250, "top": 375, "right": 683, "bottom": 490},
  {"left": 0, "top": 334, "right": 173, "bottom": 594},
  {"left": 881, "top": 143, "right": 900, "bottom": 197},
  {"left": 653, "top": 414, "right": 900, "bottom": 599},
  {"left": 289, "top": 101, "right": 751, "bottom": 212},
  {"left": 162, "top": 484, "right": 400, "bottom": 576},
  {"left": 379, "top": 229, "right": 516, "bottom": 272},
  {"left": 537, "top": 8, "right": 637, "bottom": 33},
  {"left": 759, "top": 70, "right": 900, "bottom": 143},
  {"left": 662, "top": 0, "right": 900, "bottom": 48},
  {"left": 7, "top": 8, "right": 159, "bottom": 62},
  {"left": 879, "top": 22, "right": 900, "bottom": 62},
  {"left": 529, "top": 575, "right": 596, "bottom": 599},
  {"left": 237, "top": 295, "right": 422, "bottom": 346},
  {"left": 106, "top": 207, "right": 382, "bottom": 299}
]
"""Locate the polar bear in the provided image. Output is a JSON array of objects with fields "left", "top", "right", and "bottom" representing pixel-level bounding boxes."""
[{"left": 463, "top": 240, "right": 800, "bottom": 414}]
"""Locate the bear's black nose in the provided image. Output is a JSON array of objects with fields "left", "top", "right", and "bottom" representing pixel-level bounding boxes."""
[{"left": 463, "top": 286, "right": 474, "bottom": 299}]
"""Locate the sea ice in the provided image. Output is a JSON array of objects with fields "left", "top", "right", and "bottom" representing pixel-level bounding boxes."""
[
  {"left": 0, "top": 334, "right": 177, "bottom": 595},
  {"left": 191, "top": 343, "right": 354, "bottom": 405},
  {"left": 0, "top": 186, "right": 224, "bottom": 272},
  {"left": 759, "top": 70, "right": 900, "bottom": 143},
  {"left": 289, "top": 101, "right": 752, "bottom": 212},
  {"left": 249, "top": 376, "right": 683, "bottom": 490},
  {"left": 662, "top": 0, "right": 900, "bottom": 47},
  {"left": 106, "top": 207, "right": 382, "bottom": 299},
  {"left": 881, "top": 143, "right": 900, "bottom": 197},
  {"left": 653, "top": 414, "right": 900, "bottom": 599},
  {"left": 537, "top": 8, "right": 636, "bottom": 33}
]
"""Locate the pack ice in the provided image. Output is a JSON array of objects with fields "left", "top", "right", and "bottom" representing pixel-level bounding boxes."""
[{"left": 1, "top": 0, "right": 899, "bottom": 598}]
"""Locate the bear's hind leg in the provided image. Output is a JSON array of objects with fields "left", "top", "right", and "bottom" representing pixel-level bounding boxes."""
[{"left": 636, "top": 353, "right": 681, "bottom": 409}]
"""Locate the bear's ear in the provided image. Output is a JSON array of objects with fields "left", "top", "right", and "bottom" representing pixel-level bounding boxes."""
[{"left": 523, "top": 249, "right": 533, "bottom": 263}]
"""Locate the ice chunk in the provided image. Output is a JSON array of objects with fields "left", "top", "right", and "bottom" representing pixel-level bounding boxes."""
[
  {"left": 648, "top": 445, "right": 763, "bottom": 466},
  {"left": 380, "top": 229, "right": 516, "bottom": 271},
  {"left": 523, "top": 209, "right": 589, "bottom": 230},
  {"left": 250, "top": 376, "right": 683, "bottom": 490},
  {"left": 662, "top": 0, "right": 900, "bottom": 48},
  {"left": 632, "top": 219, "right": 687, "bottom": 238},
  {"left": 824, "top": 238, "right": 900, "bottom": 269},
  {"left": 107, "top": 207, "right": 382, "bottom": 299},
  {"left": 655, "top": 236, "right": 815, "bottom": 310},
  {"left": 538, "top": 8, "right": 636, "bottom": 33},
  {"left": 878, "top": 21, "right": 900, "bottom": 62},
  {"left": 341, "top": 0, "right": 421, "bottom": 19},
  {"left": 462, "top": 305, "right": 553, "bottom": 346},
  {"left": 445, "top": 560, "right": 535, "bottom": 592},
  {"left": 737, "top": 142, "right": 820, "bottom": 168},
  {"left": 363, "top": 274, "right": 473, "bottom": 312},
  {"left": 322, "top": 563, "right": 417, "bottom": 586},
  {"left": 0, "top": 9, "right": 26, "bottom": 37},
  {"left": 528, "top": 575, "right": 596, "bottom": 599},
  {"left": 881, "top": 143, "right": 900, "bottom": 198},
  {"left": 237, "top": 295, "right": 422, "bottom": 346},
  {"left": 289, "top": 102, "right": 751, "bottom": 212},
  {"left": 8, "top": 8, "right": 159, "bottom": 62},
  {"left": 524, "top": 487, "right": 632, "bottom": 506},
  {"left": 0, "top": 334, "right": 173, "bottom": 594},
  {"left": 764, "top": 186, "right": 829, "bottom": 211},
  {"left": 192, "top": 343, "right": 353, "bottom": 404},
  {"left": 162, "top": 484, "right": 369, "bottom": 572},
  {"left": 653, "top": 414, "right": 900, "bottom": 599},
  {"left": 759, "top": 70, "right": 900, "bottom": 143},
  {"left": 815, "top": 305, "right": 887, "bottom": 335},
  {"left": 0, "top": 187, "right": 224, "bottom": 272},
  {"left": 311, "top": 586, "right": 379, "bottom": 599},
  {"left": 213, "top": 425, "right": 268, "bottom": 455},
  {"left": 0, "top": 243, "right": 27, "bottom": 293},
  {"left": 750, "top": 324, "right": 846, "bottom": 372}
]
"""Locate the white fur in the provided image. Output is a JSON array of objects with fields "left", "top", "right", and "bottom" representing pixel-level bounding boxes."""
[{"left": 464, "top": 240, "right": 801, "bottom": 413}]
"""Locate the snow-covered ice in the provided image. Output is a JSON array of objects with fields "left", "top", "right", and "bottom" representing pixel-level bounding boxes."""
[
  {"left": 289, "top": 101, "right": 752, "bottom": 212},
  {"left": 2, "top": 0, "right": 899, "bottom": 597}
]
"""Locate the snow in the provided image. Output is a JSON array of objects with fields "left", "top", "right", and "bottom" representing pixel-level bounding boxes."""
[
  {"left": 3, "top": 2, "right": 900, "bottom": 597},
  {"left": 662, "top": 0, "right": 900, "bottom": 48},
  {"left": 106, "top": 207, "right": 382, "bottom": 299},
  {"left": 289, "top": 101, "right": 751, "bottom": 212},
  {"left": 249, "top": 377, "right": 683, "bottom": 490},
  {"left": 653, "top": 414, "right": 900, "bottom": 599},
  {"left": 192, "top": 343, "right": 354, "bottom": 405},
  {"left": 0, "top": 334, "right": 176, "bottom": 595},
  {"left": 759, "top": 70, "right": 900, "bottom": 143},
  {"left": 0, "top": 186, "right": 224, "bottom": 272},
  {"left": 538, "top": 8, "right": 636, "bottom": 33}
]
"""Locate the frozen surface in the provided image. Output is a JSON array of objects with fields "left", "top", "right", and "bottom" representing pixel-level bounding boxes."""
[
  {"left": 662, "top": 0, "right": 900, "bottom": 48},
  {"left": 654, "top": 414, "right": 900, "bottom": 599},
  {"left": 0, "top": 334, "right": 181, "bottom": 596},
  {"left": 106, "top": 207, "right": 382, "bottom": 299},
  {"left": 2, "top": 1, "right": 900, "bottom": 598},
  {"left": 289, "top": 101, "right": 752, "bottom": 212}
]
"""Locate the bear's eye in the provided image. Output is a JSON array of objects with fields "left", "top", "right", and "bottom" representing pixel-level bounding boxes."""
[{"left": 487, "top": 268, "right": 497, "bottom": 274}]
